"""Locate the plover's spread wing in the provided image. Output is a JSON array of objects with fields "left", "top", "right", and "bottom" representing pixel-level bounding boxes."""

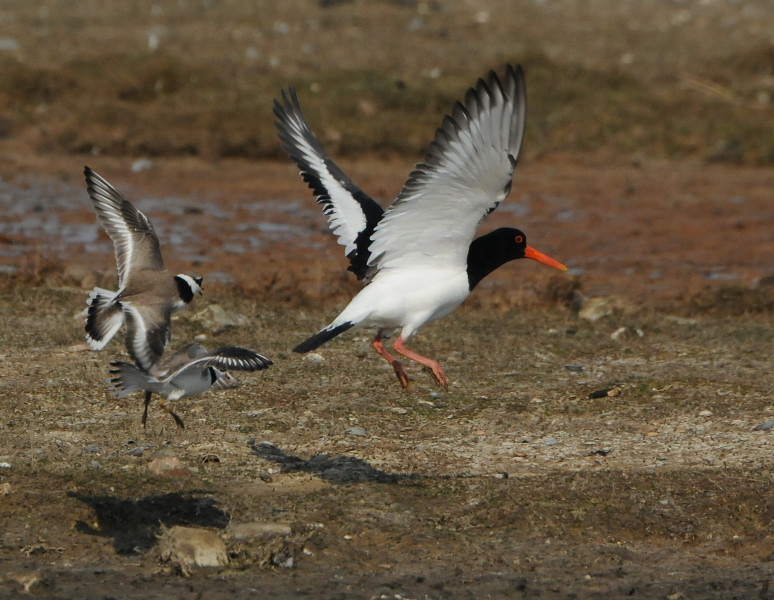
[
  {"left": 274, "top": 88, "right": 384, "bottom": 280},
  {"left": 367, "top": 65, "right": 526, "bottom": 275},
  {"left": 84, "top": 166, "right": 166, "bottom": 288},
  {"left": 122, "top": 301, "right": 172, "bottom": 372},
  {"left": 84, "top": 287, "right": 124, "bottom": 350}
]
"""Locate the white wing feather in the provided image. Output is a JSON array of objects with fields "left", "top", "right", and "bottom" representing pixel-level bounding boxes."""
[{"left": 367, "top": 65, "right": 526, "bottom": 274}]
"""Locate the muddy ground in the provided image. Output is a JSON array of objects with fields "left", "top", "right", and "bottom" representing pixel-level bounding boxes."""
[{"left": 1, "top": 1, "right": 774, "bottom": 598}]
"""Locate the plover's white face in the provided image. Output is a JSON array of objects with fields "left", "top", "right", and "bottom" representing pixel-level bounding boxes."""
[{"left": 174, "top": 274, "right": 203, "bottom": 309}]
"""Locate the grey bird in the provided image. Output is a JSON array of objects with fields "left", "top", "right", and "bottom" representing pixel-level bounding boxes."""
[
  {"left": 109, "top": 342, "right": 273, "bottom": 428},
  {"left": 83, "top": 166, "right": 203, "bottom": 371}
]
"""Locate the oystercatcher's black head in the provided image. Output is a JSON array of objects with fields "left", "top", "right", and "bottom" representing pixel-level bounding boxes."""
[{"left": 466, "top": 227, "right": 566, "bottom": 290}]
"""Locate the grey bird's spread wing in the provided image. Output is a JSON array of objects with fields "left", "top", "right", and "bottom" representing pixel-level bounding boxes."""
[{"left": 158, "top": 346, "right": 273, "bottom": 383}]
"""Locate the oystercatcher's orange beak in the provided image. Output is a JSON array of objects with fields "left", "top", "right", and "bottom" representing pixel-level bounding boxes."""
[{"left": 524, "top": 246, "right": 567, "bottom": 271}]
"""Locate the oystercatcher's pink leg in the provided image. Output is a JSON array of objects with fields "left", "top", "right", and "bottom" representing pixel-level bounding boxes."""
[
  {"left": 393, "top": 336, "right": 448, "bottom": 390},
  {"left": 371, "top": 332, "right": 411, "bottom": 390}
]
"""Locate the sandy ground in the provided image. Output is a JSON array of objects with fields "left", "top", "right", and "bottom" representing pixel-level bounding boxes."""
[
  {"left": 1, "top": 156, "right": 773, "bottom": 599},
  {"left": 1, "top": 1, "right": 774, "bottom": 597}
]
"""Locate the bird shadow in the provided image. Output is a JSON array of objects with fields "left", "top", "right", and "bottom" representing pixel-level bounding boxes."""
[
  {"left": 250, "top": 440, "right": 420, "bottom": 484},
  {"left": 69, "top": 491, "right": 230, "bottom": 554}
]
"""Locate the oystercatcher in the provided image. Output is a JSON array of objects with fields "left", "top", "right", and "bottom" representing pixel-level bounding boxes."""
[
  {"left": 274, "top": 64, "right": 566, "bottom": 389},
  {"left": 110, "top": 342, "right": 273, "bottom": 428},
  {"left": 83, "top": 166, "right": 202, "bottom": 371}
]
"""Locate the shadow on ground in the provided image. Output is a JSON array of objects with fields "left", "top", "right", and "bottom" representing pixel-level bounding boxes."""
[
  {"left": 250, "top": 441, "right": 413, "bottom": 484},
  {"left": 69, "top": 492, "right": 230, "bottom": 554}
]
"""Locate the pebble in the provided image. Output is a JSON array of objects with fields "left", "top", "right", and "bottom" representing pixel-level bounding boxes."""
[
  {"left": 0, "top": 38, "right": 20, "bottom": 51},
  {"left": 158, "top": 526, "right": 228, "bottom": 574},
  {"left": 610, "top": 326, "right": 644, "bottom": 341},
  {"left": 753, "top": 419, "right": 774, "bottom": 431},
  {"left": 224, "top": 522, "right": 292, "bottom": 541},
  {"left": 564, "top": 364, "right": 583, "bottom": 372},
  {"left": 274, "top": 554, "right": 294, "bottom": 569},
  {"left": 83, "top": 445, "right": 101, "bottom": 453},
  {"left": 698, "top": 410, "right": 713, "bottom": 417},
  {"left": 578, "top": 296, "right": 631, "bottom": 322},
  {"left": 543, "top": 438, "right": 560, "bottom": 446},
  {"left": 303, "top": 353, "right": 324, "bottom": 363},
  {"left": 191, "top": 304, "right": 249, "bottom": 334},
  {"left": 148, "top": 454, "right": 192, "bottom": 478},
  {"left": 588, "top": 385, "right": 622, "bottom": 399},
  {"left": 131, "top": 158, "right": 153, "bottom": 172},
  {"left": 345, "top": 426, "right": 366, "bottom": 437}
]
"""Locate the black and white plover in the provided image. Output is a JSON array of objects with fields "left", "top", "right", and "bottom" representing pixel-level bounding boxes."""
[{"left": 83, "top": 166, "right": 203, "bottom": 371}]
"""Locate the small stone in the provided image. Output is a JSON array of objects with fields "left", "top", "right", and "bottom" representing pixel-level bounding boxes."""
[
  {"left": 273, "top": 553, "right": 294, "bottom": 569},
  {"left": 564, "top": 364, "right": 583, "bottom": 372},
  {"left": 130, "top": 158, "right": 153, "bottom": 172},
  {"left": 0, "top": 482, "right": 12, "bottom": 494},
  {"left": 543, "top": 437, "right": 559, "bottom": 446},
  {"left": 191, "top": 304, "right": 249, "bottom": 334},
  {"left": 578, "top": 295, "right": 633, "bottom": 322},
  {"left": 588, "top": 385, "right": 622, "bottom": 399},
  {"left": 148, "top": 454, "right": 192, "bottom": 478},
  {"left": 417, "top": 399, "right": 435, "bottom": 407},
  {"left": 698, "top": 410, "right": 713, "bottom": 417},
  {"left": 0, "top": 38, "right": 20, "bottom": 51},
  {"left": 303, "top": 353, "right": 324, "bottom": 363},
  {"left": 610, "top": 326, "right": 627, "bottom": 340},
  {"left": 345, "top": 426, "right": 366, "bottom": 437},
  {"left": 610, "top": 326, "right": 645, "bottom": 341},
  {"left": 158, "top": 526, "right": 228, "bottom": 575},
  {"left": 753, "top": 419, "right": 774, "bottom": 431},
  {"left": 224, "top": 522, "right": 292, "bottom": 541},
  {"left": 83, "top": 445, "right": 101, "bottom": 453}
]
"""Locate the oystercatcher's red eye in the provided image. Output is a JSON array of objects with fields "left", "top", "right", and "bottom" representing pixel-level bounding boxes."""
[{"left": 514, "top": 235, "right": 524, "bottom": 244}]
